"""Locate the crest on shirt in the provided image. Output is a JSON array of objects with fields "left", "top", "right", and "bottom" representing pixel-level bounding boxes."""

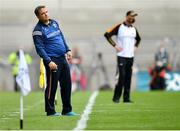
[{"left": 53, "top": 23, "right": 57, "bottom": 28}]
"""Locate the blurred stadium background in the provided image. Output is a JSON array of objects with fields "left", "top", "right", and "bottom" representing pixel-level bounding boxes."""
[{"left": 0, "top": 0, "right": 180, "bottom": 91}]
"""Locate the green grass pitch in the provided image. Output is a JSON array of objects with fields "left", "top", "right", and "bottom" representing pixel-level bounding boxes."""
[{"left": 0, "top": 90, "right": 180, "bottom": 130}]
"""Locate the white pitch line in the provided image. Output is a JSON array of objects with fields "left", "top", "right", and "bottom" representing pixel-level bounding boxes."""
[{"left": 73, "top": 91, "right": 99, "bottom": 131}]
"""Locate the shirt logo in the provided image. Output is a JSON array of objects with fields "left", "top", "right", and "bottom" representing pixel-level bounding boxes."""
[
  {"left": 53, "top": 23, "right": 57, "bottom": 28},
  {"left": 119, "top": 63, "right": 123, "bottom": 66},
  {"left": 46, "top": 30, "right": 60, "bottom": 38}
]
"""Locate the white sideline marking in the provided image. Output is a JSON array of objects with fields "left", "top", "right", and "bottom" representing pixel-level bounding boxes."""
[{"left": 73, "top": 91, "right": 99, "bottom": 131}]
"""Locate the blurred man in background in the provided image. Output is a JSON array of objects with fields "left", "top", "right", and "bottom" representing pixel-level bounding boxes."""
[
  {"left": 155, "top": 44, "right": 170, "bottom": 71},
  {"left": 149, "top": 44, "right": 172, "bottom": 90},
  {"left": 69, "top": 47, "right": 87, "bottom": 92},
  {"left": 88, "top": 52, "right": 111, "bottom": 91},
  {"left": 104, "top": 10, "right": 141, "bottom": 103},
  {"left": 8, "top": 50, "right": 32, "bottom": 92},
  {"left": 32, "top": 5, "right": 78, "bottom": 116}
]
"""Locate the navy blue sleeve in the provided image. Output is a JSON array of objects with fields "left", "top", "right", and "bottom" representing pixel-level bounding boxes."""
[
  {"left": 32, "top": 31, "right": 51, "bottom": 64},
  {"left": 60, "top": 31, "right": 71, "bottom": 52},
  {"left": 54, "top": 20, "right": 71, "bottom": 52}
]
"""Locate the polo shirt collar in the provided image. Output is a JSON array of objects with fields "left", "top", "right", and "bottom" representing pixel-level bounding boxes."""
[
  {"left": 123, "top": 22, "right": 133, "bottom": 27},
  {"left": 39, "top": 19, "right": 52, "bottom": 26}
]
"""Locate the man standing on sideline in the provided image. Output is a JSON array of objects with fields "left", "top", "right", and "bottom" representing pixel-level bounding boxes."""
[
  {"left": 104, "top": 10, "right": 141, "bottom": 103},
  {"left": 32, "top": 5, "right": 78, "bottom": 116}
]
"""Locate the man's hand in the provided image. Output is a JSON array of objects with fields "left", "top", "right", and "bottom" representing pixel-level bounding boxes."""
[
  {"left": 115, "top": 45, "right": 123, "bottom": 52},
  {"left": 66, "top": 51, "right": 72, "bottom": 61},
  {"left": 48, "top": 61, "right": 58, "bottom": 71}
]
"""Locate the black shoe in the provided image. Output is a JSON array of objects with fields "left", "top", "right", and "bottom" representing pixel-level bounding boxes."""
[
  {"left": 123, "top": 100, "right": 133, "bottom": 103},
  {"left": 47, "top": 112, "right": 60, "bottom": 116},
  {"left": 112, "top": 99, "right": 119, "bottom": 103}
]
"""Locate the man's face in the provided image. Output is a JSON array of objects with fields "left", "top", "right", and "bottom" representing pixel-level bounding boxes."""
[
  {"left": 126, "top": 15, "right": 136, "bottom": 24},
  {"left": 37, "top": 7, "right": 49, "bottom": 22}
]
